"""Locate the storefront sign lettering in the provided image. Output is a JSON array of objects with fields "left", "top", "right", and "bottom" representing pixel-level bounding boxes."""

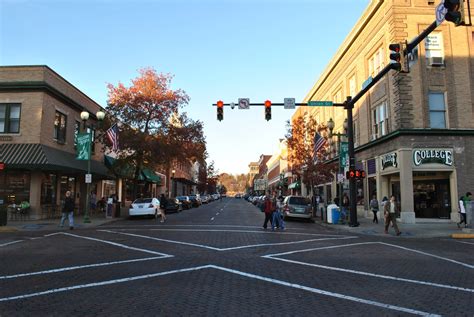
[
  {"left": 413, "top": 149, "right": 453, "bottom": 166},
  {"left": 381, "top": 152, "right": 397, "bottom": 170}
]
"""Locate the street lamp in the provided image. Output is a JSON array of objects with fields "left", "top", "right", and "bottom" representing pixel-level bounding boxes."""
[
  {"left": 327, "top": 118, "right": 348, "bottom": 207},
  {"left": 170, "top": 169, "right": 176, "bottom": 198},
  {"left": 80, "top": 109, "right": 106, "bottom": 223}
]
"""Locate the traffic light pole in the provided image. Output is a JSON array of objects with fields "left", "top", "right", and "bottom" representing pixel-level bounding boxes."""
[{"left": 344, "top": 96, "right": 359, "bottom": 227}]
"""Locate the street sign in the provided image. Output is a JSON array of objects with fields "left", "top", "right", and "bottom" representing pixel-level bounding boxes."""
[
  {"left": 85, "top": 173, "right": 92, "bottom": 184},
  {"left": 284, "top": 98, "right": 296, "bottom": 109},
  {"left": 238, "top": 98, "right": 250, "bottom": 109},
  {"left": 362, "top": 76, "right": 373, "bottom": 90},
  {"left": 307, "top": 101, "right": 333, "bottom": 107},
  {"left": 337, "top": 173, "right": 345, "bottom": 183},
  {"left": 436, "top": 1, "right": 447, "bottom": 26}
]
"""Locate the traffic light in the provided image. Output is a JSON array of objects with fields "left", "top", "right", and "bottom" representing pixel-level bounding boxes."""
[
  {"left": 264, "top": 100, "right": 272, "bottom": 121},
  {"left": 217, "top": 100, "right": 224, "bottom": 121},
  {"left": 346, "top": 169, "right": 366, "bottom": 180},
  {"left": 389, "top": 42, "right": 408, "bottom": 73},
  {"left": 444, "top": 0, "right": 465, "bottom": 26}
]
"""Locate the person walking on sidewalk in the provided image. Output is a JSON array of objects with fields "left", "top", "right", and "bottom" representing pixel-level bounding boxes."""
[
  {"left": 384, "top": 195, "right": 401, "bottom": 236},
  {"left": 60, "top": 191, "right": 75, "bottom": 230},
  {"left": 458, "top": 192, "right": 471, "bottom": 228},
  {"left": 369, "top": 194, "right": 379, "bottom": 224},
  {"left": 272, "top": 195, "right": 285, "bottom": 231}
]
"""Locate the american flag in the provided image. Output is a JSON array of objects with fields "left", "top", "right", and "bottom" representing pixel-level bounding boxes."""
[
  {"left": 106, "top": 124, "right": 119, "bottom": 151},
  {"left": 313, "top": 132, "right": 326, "bottom": 157}
]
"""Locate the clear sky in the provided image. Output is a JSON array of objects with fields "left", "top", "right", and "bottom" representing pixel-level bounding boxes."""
[{"left": 0, "top": 0, "right": 369, "bottom": 175}]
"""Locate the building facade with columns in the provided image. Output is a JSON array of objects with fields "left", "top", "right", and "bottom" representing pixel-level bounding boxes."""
[{"left": 298, "top": 0, "right": 474, "bottom": 223}]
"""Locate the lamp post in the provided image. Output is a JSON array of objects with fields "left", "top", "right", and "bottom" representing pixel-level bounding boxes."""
[
  {"left": 170, "top": 169, "right": 176, "bottom": 198},
  {"left": 80, "top": 109, "right": 105, "bottom": 223},
  {"left": 327, "top": 118, "right": 348, "bottom": 204}
]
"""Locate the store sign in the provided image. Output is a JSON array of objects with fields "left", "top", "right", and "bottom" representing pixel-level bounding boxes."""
[
  {"left": 381, "top": 152, "right": 397, "bottom": 170},
  {"left": 413, "top": 149, "right": 453, "bottom": 166}
]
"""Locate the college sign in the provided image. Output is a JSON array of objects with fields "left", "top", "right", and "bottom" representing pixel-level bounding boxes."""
[
  {"left": 413, "top": 149, "right": 453, "bottom": 166},
  {"left": 381, "top": 152, "right": 398, "bottom": 170}
]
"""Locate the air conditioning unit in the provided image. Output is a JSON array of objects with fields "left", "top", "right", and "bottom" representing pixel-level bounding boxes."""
[{"left": 428, "top": 56, "right": 444, "bottom": 66}]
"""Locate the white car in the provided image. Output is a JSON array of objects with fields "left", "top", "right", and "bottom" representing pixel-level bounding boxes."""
[{"left": 129, "top": 197, "right": 160, "bottom": 217}]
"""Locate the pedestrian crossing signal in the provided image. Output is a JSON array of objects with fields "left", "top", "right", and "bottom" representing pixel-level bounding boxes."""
[{"left": 346, "top": 169, "right": 366, "bottom": 180}]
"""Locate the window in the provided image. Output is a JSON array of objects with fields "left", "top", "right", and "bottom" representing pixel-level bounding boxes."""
[
  {"left": 372, "top": 102, "right": 388, "bottom": 138},
  {"left": 425, "top": 33, "right": 444, "bottom": 66},
  {"left": 349, "top": 76, "right": 356, "bottom": 97},
  {"left": 368, "top": 47, "right": 385, "bottom": 77},
  {"left": 0, "top": 103, "right": 21, "bottom": 133},
  {"left": 428, "top": 92, "right": 446, "bottom": 128},
  {"left": 54, "top": 111, "right": 67, "bottom": 143}
]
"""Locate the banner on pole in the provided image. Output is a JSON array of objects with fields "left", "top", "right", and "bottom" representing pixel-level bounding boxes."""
[
  {"left": 76, "top": 133, "right": 91, "bottom": 160},
  {"left": 339, "top": 141, "right": 349, "bottom": 169}
]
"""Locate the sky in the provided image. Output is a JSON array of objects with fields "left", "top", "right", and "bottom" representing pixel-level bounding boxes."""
[{"left": 0, "top": 0, "right": 369, "bottom": 175}]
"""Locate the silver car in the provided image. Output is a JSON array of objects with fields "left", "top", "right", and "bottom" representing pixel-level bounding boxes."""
[{"left": 282, "top": 196, "right": 312, "bottom": 220}]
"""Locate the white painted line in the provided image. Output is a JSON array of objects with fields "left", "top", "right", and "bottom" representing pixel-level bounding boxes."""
[
  {"left": 0, "top": 265, "right": 213, "bottom": 302},
  {"left": 451, "top": 240, "right": 474, "bottom": 246},
  {"left": 59, "top": 232, "right": 171, "bottom": 256},
  {"left": 0, "top": 240, "right": 23, "bottom": 247},
  {"left": 211, "top": 217, "right": 215, "bottom": 221},
  {"left": 100, "top": 230, "right": 356, "bottom": 252},
  {"left": 44, "top": 232, "right": 63, "bottom": 237},
  {"left": 0, "top": 256, "right": 169, "bottom": 280},
  {"left": 379, "top": 242, "right": 474, "bottom": 269},
  {"left": 264, "top": 242, "right": 376, "bottom": 258},
  {"left": 208, "top": 265, "right": 440, "bottom": 317},
  {"left": 100, "top": 230, "right": 221, "bottom": 251},
  {"left": 263, "top": 256, "right": 474, "bottom": 294},
  {"left": 111, "top": 228, "right": 350, "bottom": 238}
]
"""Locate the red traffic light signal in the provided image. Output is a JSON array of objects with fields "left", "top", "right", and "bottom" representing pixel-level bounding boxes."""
[
  {"left": 346, "top": 169, "right": 366, "bottom": 180},
  {"left": 265, "top": 100, "right": 272, "bottom": 121},
  {"left": 216, "top": 100, "right": 224, "bottom": 121},
  {"left": 389, "top": 42, "right": 408, "bottom": 72},
  {"left": 0, "top": 162, "right": 4, "bottom": 170}
]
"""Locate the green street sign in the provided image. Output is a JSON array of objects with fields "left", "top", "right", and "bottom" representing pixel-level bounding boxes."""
[
  {"left": 307, "top": 101, "right": 333, "bottom": 107},
  {"left": 76, "top": 133, "right": 91, "bottom": 160}
]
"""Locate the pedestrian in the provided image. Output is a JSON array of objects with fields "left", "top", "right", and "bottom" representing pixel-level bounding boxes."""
[
  {"left": 458, "top": 192, "right": 471, "bottom": 228},
  {"left": 272, "top": 195, "right": 285, "bottom": 231},
  {"left": 60, "top": 191, "right": 75, "bottom": 230},
  {"left": 369, "top": 194, "right": 379, "bottom": 224},
  {"left": 262, "top": 193, "right": 274, "bottom": 230},
  {"left": 158, "top": 193, "right": 167, "bottom": 223},
  {"left": 341, "top": 194, "right": 350, "bottom": 223},
  {"left": 384, "top": 195, "right": 401, "bottom": 236}
]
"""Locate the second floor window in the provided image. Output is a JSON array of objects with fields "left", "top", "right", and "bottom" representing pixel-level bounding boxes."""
[
  {"left": 54, "top": 111, "right": 67, "bottom": 143},
  {"left": 368, "top": 47, "right": 385, "bottom": 77},
  {"left": 428, "top": 92, "right": 446, "bottom": 128},
  {"left": 373, "top": 102, "right": 388, "bottom": 138},
  {"left": 0, "top": 103, "right": 21, "bottom": 134}
]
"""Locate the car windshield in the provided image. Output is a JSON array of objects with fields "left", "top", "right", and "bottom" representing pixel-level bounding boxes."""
[
  {"left": 133, "top": 198, "right": 153, "bottom": 204},
  {"left": 289, "top": 197, "right": 310, "bottom": 205}
]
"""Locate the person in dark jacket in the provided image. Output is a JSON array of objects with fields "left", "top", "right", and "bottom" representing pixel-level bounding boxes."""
[
  {"left": 158, "top": 193, "right": 167, "bottom": 223},
  {"left": 262, "top": 193, "right": 274, "bottom": 229},
  {"left": 60, "top": 191, "right": 75, "bottom": 230}
]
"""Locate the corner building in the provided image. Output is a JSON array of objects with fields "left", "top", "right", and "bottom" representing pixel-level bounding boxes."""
[{"left": 300, "top": 0, "right": 474, "bottom": 223}]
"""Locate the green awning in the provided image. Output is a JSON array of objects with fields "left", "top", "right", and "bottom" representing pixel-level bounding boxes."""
[
  {"left": 140, "top": 168, "right": 161, "bottom": 184},
  {"left": 288, "top": 181, "right": 301, "bottom": 189}
]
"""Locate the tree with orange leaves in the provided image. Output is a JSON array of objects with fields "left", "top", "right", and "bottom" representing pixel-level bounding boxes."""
[{"left": 285, "top": 113, "right": 336, "bottom": 195}]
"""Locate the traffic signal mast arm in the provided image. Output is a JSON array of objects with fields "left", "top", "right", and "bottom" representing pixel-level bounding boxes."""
[{"left": 212, "top": 102, "right": 346, "bottom": 107}]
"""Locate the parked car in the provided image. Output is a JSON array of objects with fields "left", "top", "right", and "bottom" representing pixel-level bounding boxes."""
[
  {"left": 164, "top": 197, "right": 182, "bottom": 213},
  {"left": 188, "top": 195, "right": 201, "bottom": 207},
  {"left": 129, "top": 197, "right": 160, "bottom": 218},
  {"left": 176, "top": 196, "right": 192, "bottom": 209},
  {"left": 201, "top": 195, "right": 210, "bottom": 204},
  {"left": 235, "top": 193, "right": 241, "bottom": 199},
  {"left": 282, "top": 196, "right": 312, "bottom": 220}
]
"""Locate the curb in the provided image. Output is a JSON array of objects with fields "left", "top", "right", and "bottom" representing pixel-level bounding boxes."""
[
  {"left": 0, "top": 226, "right": 19, "bottom": 232},
  {"left": 451, "top": 233, "right": 474, "bottom": 239}
]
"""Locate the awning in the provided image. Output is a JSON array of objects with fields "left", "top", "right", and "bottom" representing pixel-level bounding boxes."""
[
  {"left": 140, "top": 168, "right": 161, "bottom": 184},
  {"left": 0, "top": 143, "right": 110, "bottom": 178},
  {"left": 288, "top": 181, "right": 301, "bottom": 189}
]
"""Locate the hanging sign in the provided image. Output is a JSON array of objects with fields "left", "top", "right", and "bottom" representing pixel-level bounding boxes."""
[{"left": 76, "top": 133, "right": 91, "bottom": 160}]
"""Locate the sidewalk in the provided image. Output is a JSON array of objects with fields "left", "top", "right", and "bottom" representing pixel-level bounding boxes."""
[
  {"left": 315, "top": 215, "right": 473, "bottom": 239},
  {"left": 0, "top": 215, "right": 125, "bottom": 232}
]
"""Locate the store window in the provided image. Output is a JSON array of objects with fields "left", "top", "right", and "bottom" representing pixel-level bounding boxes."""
[
  {"left": 0, "top": 172, "right": 31, "bottom": 204},
  {"left": 425, "top": 33, "right": 444, "bottom": 66},
  {"left": 59, "top": 176, "right": 76, "bottom": 201},
  {"left": 428, "top": 92, "right": 446, "bottom": 128},
  {"left": 41, "top": 173, "right": 57, "bottom": 205},
  {"left": 372, "top": 101, "right": 388, "bottom": 139},
  {"left": 54, "top": 111, "right": 67, "bottom": 143},
  {"left": 0, "top": 103, "right": 21, "bottom": 134},
  {"left": 368, "top": 46, "right": 385, "bottom": 77}
]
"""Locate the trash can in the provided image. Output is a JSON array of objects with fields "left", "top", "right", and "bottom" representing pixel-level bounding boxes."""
[
  {"left": 332, "top": 209, "right": 341, "bottom": 224},
  {"left": 0, "top": 205, "right": 7, "bottom": 226},
  {"left": 114, "top": 202, "right": 121, "bottom": 218}
]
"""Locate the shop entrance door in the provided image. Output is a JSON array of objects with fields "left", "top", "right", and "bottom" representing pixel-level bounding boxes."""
[{"left": 413, "top": 180, "right": 451, "bottom": 219}]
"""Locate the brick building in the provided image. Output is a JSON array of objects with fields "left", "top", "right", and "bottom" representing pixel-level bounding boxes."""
[{"left": 297, "top": 0, "right": 474, "bottom": 223}]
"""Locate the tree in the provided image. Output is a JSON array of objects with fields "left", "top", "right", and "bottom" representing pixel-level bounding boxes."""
[
  {"left": 107, "top": 68, "right": 191, "bottom": 198},
  {"left": 285, "top": 113, "right": 336, "bottom": 194}
]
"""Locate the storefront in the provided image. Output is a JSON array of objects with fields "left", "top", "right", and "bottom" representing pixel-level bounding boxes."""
[{"left": 375, "top": 148, "right": 456, "bottom": 223}]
